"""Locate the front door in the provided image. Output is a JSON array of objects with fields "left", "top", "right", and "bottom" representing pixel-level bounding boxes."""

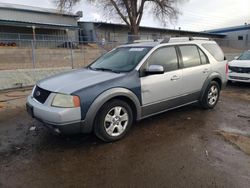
[{"left": 140, "top": 46, "right": 183, "bottom": 116}]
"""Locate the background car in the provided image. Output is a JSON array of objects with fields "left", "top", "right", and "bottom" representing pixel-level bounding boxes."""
[{"left": 228, "top": 50, "right": 250, "bottom": 83}]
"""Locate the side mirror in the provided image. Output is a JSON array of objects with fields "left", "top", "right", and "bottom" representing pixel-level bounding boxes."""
[
  {"left": 234, "top": 56, "right": 239, "bottom": 60},
  {"left": 145, "top": 65, "right": 164, "bottom": 75}
]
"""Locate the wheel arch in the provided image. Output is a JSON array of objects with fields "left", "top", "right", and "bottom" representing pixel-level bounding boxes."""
[
  {"left": 83, "top": 88, "right": 141, "bottom": 133},
  {"left": 211, "top": 77, "right": 222, "bottom": 89},
  {"left": 105, "top": 96, "right": 138, "bottom": 122},
  {"left": 200, "top": 73, "right": 222, "bottom": 101}
]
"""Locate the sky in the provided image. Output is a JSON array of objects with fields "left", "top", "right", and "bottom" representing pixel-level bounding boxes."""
[{"left": 0, "top": 0, "right": 249, "bottom": 31}]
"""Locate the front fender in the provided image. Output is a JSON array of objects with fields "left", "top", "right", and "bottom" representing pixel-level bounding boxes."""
[{"left": 82, "top": 88, "right": 141, "bottom": 133}]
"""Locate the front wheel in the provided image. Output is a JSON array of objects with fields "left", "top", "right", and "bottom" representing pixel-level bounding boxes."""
[
  {"left": 94, "top": 99, "right": 133, "bottom": 142},
  {"left": 201, "top": 81, "right": 220, "bottom": 109}
]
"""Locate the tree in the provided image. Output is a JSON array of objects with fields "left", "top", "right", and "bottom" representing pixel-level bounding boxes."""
[{"left": 54, "top": 0, "right": 182, "bottom": 35}]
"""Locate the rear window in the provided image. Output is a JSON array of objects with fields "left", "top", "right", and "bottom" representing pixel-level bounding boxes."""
[
  {"left": 202, "top": 43, "right": 224, "bottom": 61},
  {"left": 198, "top": 49, "right": 209, "bottom": 64},
  {"left": 179, "top": 45, "right": 201, "bottom": 68}
]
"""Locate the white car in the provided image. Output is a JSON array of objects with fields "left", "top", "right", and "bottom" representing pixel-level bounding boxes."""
[{"left": 228, "top": 50, "right": 250, "bottom": 83}]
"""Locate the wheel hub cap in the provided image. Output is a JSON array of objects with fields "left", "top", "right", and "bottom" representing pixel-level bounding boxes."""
[
  {"left": 208, "top": 85, "right": 218, "bottom": 106},
  {"left": 104, "top": 106, "right": 129, "bottom": 137}
]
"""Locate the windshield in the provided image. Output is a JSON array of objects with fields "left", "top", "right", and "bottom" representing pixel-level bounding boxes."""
[
  {"left": 238, "top": 51, "right": 250, "bottom": 60},
  {"left": 89, "top": 47, "right": 151, "bottom": 72}
]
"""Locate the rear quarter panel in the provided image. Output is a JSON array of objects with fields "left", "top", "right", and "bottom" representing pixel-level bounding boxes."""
[{"left": 199, "top": 44, "right": 228, "bottom": 88}]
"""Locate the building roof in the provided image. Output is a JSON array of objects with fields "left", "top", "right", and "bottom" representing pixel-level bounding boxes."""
[
  {"left": 0, "top": 2, "right": 81, "bottom": 17},
  {"left": 0, "top": 19, "right": 79, "bottom": 30},
  {"left": 80, "top": 21, "right": 226, "bottom": 38},
  {"left": 0, "top": 3, "right": 82, "bottom": 29},
  {"left": 206, "top": 24, "right": 250, "bottom": 34}
]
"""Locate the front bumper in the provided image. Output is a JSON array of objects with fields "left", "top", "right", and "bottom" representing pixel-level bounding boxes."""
[
  {"left": 26, "top": 95, "right": 84, "bottom": 135},
  {"left": 228, "top": 72, "right": 250, "bottom": 83}
]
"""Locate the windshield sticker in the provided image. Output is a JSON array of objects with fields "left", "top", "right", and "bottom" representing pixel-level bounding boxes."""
[{"left": 129, "top": 48, "right": 145, "bottom": 52}]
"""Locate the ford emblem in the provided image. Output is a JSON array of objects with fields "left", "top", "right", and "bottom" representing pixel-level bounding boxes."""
[{"left": 36, "top": 91, "right": 41, "bottom": 96}]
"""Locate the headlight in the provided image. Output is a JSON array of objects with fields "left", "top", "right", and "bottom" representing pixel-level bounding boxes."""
[{"left": 52, "top": 93, "right": 80, "bottom": 108}]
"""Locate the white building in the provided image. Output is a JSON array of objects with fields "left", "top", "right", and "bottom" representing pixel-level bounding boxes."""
[{"left": 0, "top": 3, "right": 82, "bottom": 45}]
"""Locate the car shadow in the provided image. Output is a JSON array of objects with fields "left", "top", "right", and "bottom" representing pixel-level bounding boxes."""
[
  {"left": 30, "top": 102, "right": 204, "bottom": 152},
  {"left": 227, "top": 81, "right": 250, "bottom": 88}
]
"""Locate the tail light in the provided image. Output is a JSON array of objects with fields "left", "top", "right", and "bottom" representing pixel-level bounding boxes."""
[{"left": 226, "top": 63, "right": 229, "bottom": 79}]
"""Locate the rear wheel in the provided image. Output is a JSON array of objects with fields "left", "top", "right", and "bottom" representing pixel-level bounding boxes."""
[
  {"left": 94, "top": 99, "right": 133, "bottom": 142},
  {"left": 201, "top": 81, "right": 220, "bottom": 109}
]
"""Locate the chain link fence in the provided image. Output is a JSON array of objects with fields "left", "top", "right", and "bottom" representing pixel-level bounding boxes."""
[
  {"left": 1, "top": 32, "right": 249, "bottom": 66},
  {"left": 0, "top": 32, "right": 248, "bottom": 90},
  {"left": 0, "top": 40, "right": 113, "bottom": 70}
]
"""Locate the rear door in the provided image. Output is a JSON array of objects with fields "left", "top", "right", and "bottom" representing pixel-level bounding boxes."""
[{"left": 178, "top": 45, "right": 211, "bottom": 98}]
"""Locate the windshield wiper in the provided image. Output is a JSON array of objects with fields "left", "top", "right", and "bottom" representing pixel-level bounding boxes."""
[{"left": 90, "top": 67, "right": 120, "bottom": 73}]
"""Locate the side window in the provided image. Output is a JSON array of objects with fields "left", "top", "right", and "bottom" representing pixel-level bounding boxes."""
[
  {"left": 147, "top": 47, "right": 178, "bottom": 72},
  {"left": 198, "top": 49, "right": 209, "bottom": 64},
  {"left": 179, "top": 45, "right": 201, "bottom": 68},
  {"left": 202, "top": 43, "right": 224, "bottom": 61}
]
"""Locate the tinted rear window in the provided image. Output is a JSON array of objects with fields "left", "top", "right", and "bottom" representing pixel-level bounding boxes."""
[
  {"left": 198, "top": 49, "right": 209, "bottom": 64},
  {"left": 202, "top": 43, "right": 224, "bottom": 61},
  {"left": 179, "top": 45, "right": 201, "bottom": 68}
]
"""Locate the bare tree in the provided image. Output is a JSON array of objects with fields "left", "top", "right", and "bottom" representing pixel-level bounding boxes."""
[
  {"left": 54, "top": 0, "right": 81, "bottom": 11},
  {"left": 54, "top": 0, "right": 183, "bottom": 35}
]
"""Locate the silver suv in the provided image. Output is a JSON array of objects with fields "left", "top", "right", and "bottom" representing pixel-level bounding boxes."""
[{"left": 26, "top": 37, "right": 228, "bottom": 142}]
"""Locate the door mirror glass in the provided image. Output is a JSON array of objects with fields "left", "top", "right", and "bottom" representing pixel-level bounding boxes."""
[{"left": 145, "top": 65, "right": 164, "bottom": 74}]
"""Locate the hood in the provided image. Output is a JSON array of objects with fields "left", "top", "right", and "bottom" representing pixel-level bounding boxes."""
[
  {"left": 229, "top": 60, "right": 250, "bottom": 68},
  {"left": 37, "top": 68, "right": 125, "bottom": 94}
]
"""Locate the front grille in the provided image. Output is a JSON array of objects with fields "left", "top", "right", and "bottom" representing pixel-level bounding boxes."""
[
  {"left": 33, "top": 86, "right": 51, "bottom": 104},
  {"left": 229, "top": 66, "right": 250, "bottom": 73},
  {"left": 229, "top": 76, "right": 249, "bottom": 80}
]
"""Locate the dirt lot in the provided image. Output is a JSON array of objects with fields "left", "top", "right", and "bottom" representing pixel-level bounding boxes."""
[{"left": 0, "top": 83, "right": 250, "bottom": 188}]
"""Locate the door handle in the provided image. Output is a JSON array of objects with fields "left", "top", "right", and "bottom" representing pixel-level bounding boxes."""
[
  {"left": 171, "top": 75, "right": 180, "bottom": 81},
  {"left": 203, "top": 68, "right": 209, "bottom": 73}
]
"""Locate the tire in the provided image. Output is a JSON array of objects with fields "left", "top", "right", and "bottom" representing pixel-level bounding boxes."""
[
  {"left": 94, "top": 99, "right": 133, "bottom": 142},
  {"left": 201, "top": 81, "right": 220, "bottom": 109}
]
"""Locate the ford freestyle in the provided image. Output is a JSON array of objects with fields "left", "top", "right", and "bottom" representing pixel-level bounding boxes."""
[{"left": 26, "top": 37, "right": 228, "bottom": 142}]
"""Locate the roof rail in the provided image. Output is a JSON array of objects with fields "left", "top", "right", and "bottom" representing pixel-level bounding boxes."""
[
  {"left": 160, "top": 37, "right": 171, "bottom": 44},
  {"left": 159, "top": 37, "right": 211, "bottom": 44},
  {"left": 133, "top": 37, "right": 212, "bottom": 44},
  {"left": 189, "top": 37, "right": 210, "bottom": 41},
  {"left": 133, "top": 39, "right": 155, "bottom": 43},
  {"left": 160, "top": 37, "right": 189, "bottom": 43}
]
